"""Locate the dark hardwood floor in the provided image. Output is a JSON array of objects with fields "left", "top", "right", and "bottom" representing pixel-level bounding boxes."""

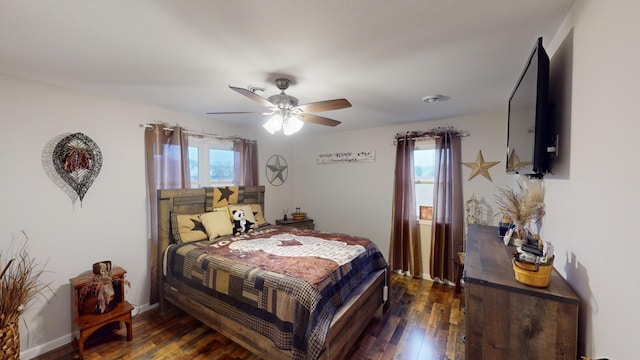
[{"left": 34, "top": 274, "right": 465, "bottom": 360}]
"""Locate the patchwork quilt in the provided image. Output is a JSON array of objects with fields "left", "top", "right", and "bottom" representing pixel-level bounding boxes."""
[{"left": 165, "top": 225, "right": 387, "bottom": 360}]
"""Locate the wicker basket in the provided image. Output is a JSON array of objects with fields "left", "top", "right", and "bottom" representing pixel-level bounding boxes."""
[
  {"left": 512, "top": 256, "right": 554, "bottom": 288},
  {"left": 0, "top": 321, "right": 20, "bottom": 360},
  {"left": 291, "top": 212, "right": 306, "bottom": 220}
]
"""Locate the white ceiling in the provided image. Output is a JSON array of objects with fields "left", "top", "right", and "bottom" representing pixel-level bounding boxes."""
[{"left": 0, "top": 0, "right": 574, "bottom": 135}]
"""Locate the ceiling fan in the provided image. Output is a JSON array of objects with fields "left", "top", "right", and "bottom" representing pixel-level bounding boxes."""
[{"left": 207, "top": 78, "right": 351, "bottom": 135}]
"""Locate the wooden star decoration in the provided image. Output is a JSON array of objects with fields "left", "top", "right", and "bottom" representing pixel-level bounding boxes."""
[
  {"left": 507, "top": 149, "right": 531, "bottom": 172},
  {"left": 463, "top": 150, "right": 500, "bottom": 182}
]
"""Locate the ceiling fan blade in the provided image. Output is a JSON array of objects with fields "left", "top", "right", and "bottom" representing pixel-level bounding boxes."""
[
  {"left": 295, "top": 98, "right": 351, "bottom": 113},
  {"left": 229, "top": 85, "right": 275, "bottom": 109},
  {"left": 206, "top": 111, "right": 270, "bottom": 115},
  {"left": 299, "top": 113, "right": 342, "bottom": 127}
]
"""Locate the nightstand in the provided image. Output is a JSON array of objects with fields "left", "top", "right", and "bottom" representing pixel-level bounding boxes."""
[
  {"left": 70, "top": 267, "right": 133, "bottom": 359},
  {"left": 276, "top": 217, "right": 315, "bottom": 230}
]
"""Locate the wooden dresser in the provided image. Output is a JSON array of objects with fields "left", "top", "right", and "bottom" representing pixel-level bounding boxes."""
[{"left": 463, "top": 224, "right": 580, "bottom": 360}]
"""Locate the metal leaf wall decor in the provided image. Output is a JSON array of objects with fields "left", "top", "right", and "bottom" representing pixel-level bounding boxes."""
[{"left": 52, "top": 132, "right": 103, "bottom": 204}]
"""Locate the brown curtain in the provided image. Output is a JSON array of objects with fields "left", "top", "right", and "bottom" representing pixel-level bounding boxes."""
[
  {"left": 233, "top": 139, "right": 259, "bottom": 186},
  {"left": 389, "top": 136, "right": 422, "bottom": 277},
  {"left": 145, "top": 124, "right": 190, "bottom": 304},
  {"left": 430, "top": 132, "right": 464, "bottom": 283}
]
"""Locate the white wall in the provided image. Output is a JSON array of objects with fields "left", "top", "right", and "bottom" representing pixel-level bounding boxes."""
[
  {"left": 252, "top": 132, "right": 295, "bottom": 224},
  {"left": 0, "top": 73, "right": 293, "bottom": 358},
  {"left": 543, "top": 1, "right": 640, "bottom": 359}
]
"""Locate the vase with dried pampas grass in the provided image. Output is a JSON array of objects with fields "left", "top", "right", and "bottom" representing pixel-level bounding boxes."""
[
  {"left": 495, "top": 178, "right": 545, "bottom": 243},
  {"left": 0, "top": 231, "right": 51, "bottom": 359}
]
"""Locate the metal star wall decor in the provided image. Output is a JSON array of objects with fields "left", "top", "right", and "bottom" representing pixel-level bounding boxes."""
[
  {"left": 266, "top": 154, "right": 288, "bottom": 186},
  {"left": 463, "top": 150, "right": 500, "bottom": 182},
  {"left": 506, "top": 149, "right": 531, "bottom": 172}
]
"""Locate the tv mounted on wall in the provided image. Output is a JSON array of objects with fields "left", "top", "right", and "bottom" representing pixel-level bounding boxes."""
[{"left": 506, "top": 37, "right": 555, "bottom": 177}]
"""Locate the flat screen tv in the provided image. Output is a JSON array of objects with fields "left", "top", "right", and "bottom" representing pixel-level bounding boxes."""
[{"left": 506, "top": 37, "right": 552, "bottom": 176}]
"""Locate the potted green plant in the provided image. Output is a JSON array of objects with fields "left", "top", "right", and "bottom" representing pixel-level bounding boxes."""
[{"left": 0, "top": 232, "right": 50, "bottom": 359}]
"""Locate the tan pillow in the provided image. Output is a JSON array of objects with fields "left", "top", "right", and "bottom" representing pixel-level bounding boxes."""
[
  {"left": 170, "top": 213, "right": 208, "bottom": 243},
  {"left": 201, "top": 209, "right": 233, "bottom": 240},
  {"left": 211, "top": 206, "right": 230, "bottom": 219},
  {"left": 228, "top": 204, "right": 257, "bottom": 224},
  {"left": 249, "top": 204, "right": 267, "bottom": 226}
]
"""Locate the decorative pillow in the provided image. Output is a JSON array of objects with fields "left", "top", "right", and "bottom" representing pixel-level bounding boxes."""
[
  {"left": 170, "top": 213, "right": 207, "bottom": 243},
  {"left": 249, "top": 204, "right": 267, "bottom": 226},
  {"left": 228, "top": 204, "right": 257, "bottom": 224},
  {"left": 212, "top": 186, "right": 239, "bottom": 208},
  {"left": 200, "top": 208, "right": 234, "bottom": 240},
  {"left": 211, "top": 205, "right": 230, "bottom": 219}
]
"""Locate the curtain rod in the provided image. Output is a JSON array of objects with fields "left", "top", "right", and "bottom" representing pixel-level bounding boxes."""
[
  {"left": 393, "top": 126, "right": 469, "bottom": 143},
  {"left": 140, "top": 123, "right": 255, "bottom": 142}
]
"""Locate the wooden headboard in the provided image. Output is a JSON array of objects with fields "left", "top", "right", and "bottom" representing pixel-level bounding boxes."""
[{"left": 156, "top": 186, "right": 265, "bottom": 305}]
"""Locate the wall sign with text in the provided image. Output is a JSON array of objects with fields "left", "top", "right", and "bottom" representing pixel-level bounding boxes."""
[{"left": 316, "top": 150, "right": 375, "bottom": 164}]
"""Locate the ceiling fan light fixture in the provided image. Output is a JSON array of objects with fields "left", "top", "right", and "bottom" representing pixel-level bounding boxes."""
[
  {"left": 268, "top": 93, "right": 298, "bottom": 109},
  {"left": 283, "top": 115, "right": 304, "bottom": 135},
  {"left": 263, "top": 114, "right": 283, "bottom": 134},
  {"left": 210, "top": 78, "right": 348, "bottom": 132}
]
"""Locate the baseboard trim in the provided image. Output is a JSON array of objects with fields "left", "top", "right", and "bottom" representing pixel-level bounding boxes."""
[
  {"left": 20, "top": 333, "right": 73, "bottom": 360},
  {"left": 20, "top": 302, "right": 158, "bottom": 359}
]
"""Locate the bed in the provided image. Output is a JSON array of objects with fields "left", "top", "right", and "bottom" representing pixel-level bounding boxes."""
[{"left": 156, "top": 186, "right": 390, "bottom": 360}]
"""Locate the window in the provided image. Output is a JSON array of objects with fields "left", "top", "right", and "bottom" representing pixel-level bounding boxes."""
[
  {"left": 188, "top": 137, "right": 235, "bottom": 188},
  {"left": 415, "top": 141, "right": 436, "bottom": 217}
]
